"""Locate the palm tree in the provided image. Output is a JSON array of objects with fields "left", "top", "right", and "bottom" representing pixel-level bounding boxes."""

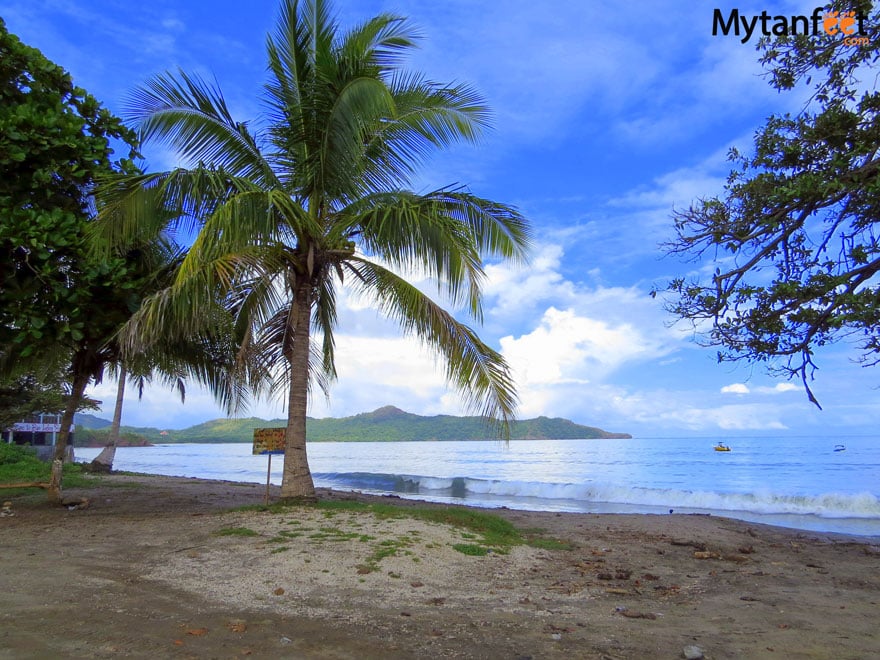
[
  {"left": 100, "top": 0, "right": 531, "bottom": 501},
  {"left": 86, "top": 288, "right": 246, "bottom": 475},
  {"left": 41, "top": 234, "right": 241, "bottom": 500},
  {"left": 87, "top": 360, "right": 185, "bottom": 472},
  {"left": 87, "top": 366, "right": 128, "bottom": 472}
]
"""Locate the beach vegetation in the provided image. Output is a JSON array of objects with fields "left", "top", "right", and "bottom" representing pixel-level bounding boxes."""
[
  {"left": 0, "top": 17, "right": 138, "bottom": 494},
  {"left": 214, "top": 526, "right": 260, "bottom": 537},
  {"left": 235, "top": 498, "right": 568, "bottom": 555},
  {"left": 95, "top": 0, "right": 530, "bottom": 501},
  {"left": 357, "top": 535, "right": 416, "bottom": 573},
  {"left": 0, "top": 443, "right": 92, "bottom": 492},
  {"left": 451, "top": 543, "right": 490, "bottom": 556},
  {"left": 0, "top": 20, "right": 238, "bottom": 500},
  {"left": 0, "top": 443, "right": 47, "bottom": 483},
  {"left": 660, "top": 0, "right": 880, "bottom": 406},
  {"left": 0, "top": 371, "right": 80, "bottom": 433}
]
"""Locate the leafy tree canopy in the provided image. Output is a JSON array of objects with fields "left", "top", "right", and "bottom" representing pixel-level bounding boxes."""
[
  {"left": 0, "top": 369, "right": 101, "bottom": 432},
  {"left": 0, "top": 372, "right": 66, "bottom": 431},
  {"left": 0, "top": 17, "right": 140, "bottom": 367},
  {"left": 661, "top": 0, "right": 880, "bottom": 406}
]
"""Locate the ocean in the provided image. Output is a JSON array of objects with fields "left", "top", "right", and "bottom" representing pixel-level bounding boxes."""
[{"left": 75, "top": 435, "right": 880, "bottom": 538}]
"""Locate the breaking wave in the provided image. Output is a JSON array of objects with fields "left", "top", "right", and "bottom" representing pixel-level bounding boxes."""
[{"left": 312, "top": 471, "right": 880, "bottom": 520}]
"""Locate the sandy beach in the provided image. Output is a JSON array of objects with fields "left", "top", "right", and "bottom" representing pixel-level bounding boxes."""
[{"left": 1, "top": 473, "right": 878, "bottom": 659}]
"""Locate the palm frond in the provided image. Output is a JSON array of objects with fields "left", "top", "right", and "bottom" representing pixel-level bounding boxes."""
[
  {"left": 312, "top": 272, "right": 339, "bottom": 383},
  {"left": 345, "top": 257, "right": 518, "bottom": 437},
  {"left": 126, "top": 69, "right": 278, "bottom": 187},
  {"left": 352, "top": 73, "right": 491, "bottom": 189},
  {"left": 420, "top": 189, "right": 532, "bottom": 262},
  {"left": 264, "top": 0, "right": 312, "bottom": 183},
  {"left": 338, "top": 12, "right": 420, "bottom": 74},
  {"left": 94, "top": 167, "right": 268, "bottom": 251},
  {"left": 336, "top": 189, "right": 529, "bottom": 319},
  {"left": 320, "top": 76, "right": 397, "bottom": 198}
]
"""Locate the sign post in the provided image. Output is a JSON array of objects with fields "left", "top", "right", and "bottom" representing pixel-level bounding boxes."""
[{"left": 252, "top": 428, "right": 286, "bottom": 505}]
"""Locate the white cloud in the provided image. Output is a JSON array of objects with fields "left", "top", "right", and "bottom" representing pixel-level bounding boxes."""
[
  {"left": 309, "top": 334, "right": 465, "bottom": 419},
  {"left": 666, "top": 403, "right": 789, "bottom": 431},
  {"left": 610, "top": 155, "right": 730, "bottom": 211},
  {"left": 578, "top": 385, "right": 796, "bottom": 432},
  {"left": 483, "top": 244, "right": 576, "bottom": 322},
  {"left": 721, "top": 382, "right": 800, "bottom": 396},
  {"left": 503, "top": 306, "right": 668, "bottom": 382},
  {"left": 498, "top": 303, "right": 679, "bottom": 420},
  {"left": 755, "top": 383, "right": 799, "bottom": 394}
]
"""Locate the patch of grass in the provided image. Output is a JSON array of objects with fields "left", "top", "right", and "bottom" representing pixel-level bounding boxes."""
[
  {"left": 308, "top": 526, "right": 367, "bottom": 542},
  {"left": 0, "top": 444, "right": 95, "bottom": 492},
  {"left": 0, "top": 444, "right": 46, "bottom": 482},
  {"left": 518, "top": 526, "right": 576, "bottom": 550},
  {"left": 452, "top": 543, "right": 491, "bottom": 556},
  {"left": 229, "top": 497, "right": 570, "bottom": 562},
  {"left": 270, "top": 546, "right": 291, "bottom": 554},
  {"left": 234, "top": 501, "right": 301, "bottom": 514},
  {"left": 215, "top": 526, "right": 260, "bottom": 537},
  {"left": 356, "top": 535, "right": 416, "bottom": 574},
  {"left": 316, "top": 500, "right": 524, "bottom": 554},
  {"left": 59, "top": 462, "right": 93, "bottom": 488},
  {"left": 267, "top": 530, "right": 305, "bottom": 542},
  {"left": 526, "top": 536, "right": 575, "bottom": 551}
]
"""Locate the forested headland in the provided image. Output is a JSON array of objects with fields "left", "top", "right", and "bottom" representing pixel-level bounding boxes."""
[{"left": 74, "top": 405, "right": 631, "bottom": 446}]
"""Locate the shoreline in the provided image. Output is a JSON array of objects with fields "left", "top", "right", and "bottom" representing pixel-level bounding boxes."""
[
  {"left": 3, "top": 472, "right": 880, "bottom": 658},
  {"left": 72, "top": 441, "right": 880, "bottom": 539}
]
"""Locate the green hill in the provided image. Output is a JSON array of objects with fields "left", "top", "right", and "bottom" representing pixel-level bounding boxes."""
[
  {"left": 75, "top": 405, "right": 631, "bottom": 444},
  {"left": 73, "top": 413, "right": 112, "bottom": 429}
]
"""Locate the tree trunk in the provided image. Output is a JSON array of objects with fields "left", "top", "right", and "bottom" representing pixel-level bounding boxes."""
[
  {"left": 89, "top": 369, "right": 125, "bottom": 473},
  {"left": 48, "top": 372, "right": 89, "bottom": 504},
  {"left": 280, "top": 281, "right": 317, "bottom": 501}
]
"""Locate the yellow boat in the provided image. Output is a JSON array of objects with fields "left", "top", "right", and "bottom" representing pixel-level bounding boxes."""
[{"left": 714, "top": 442, "right": 731, "bottom": 452}]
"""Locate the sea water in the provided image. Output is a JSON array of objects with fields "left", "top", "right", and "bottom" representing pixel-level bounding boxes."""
[{"left": 75, "top": 436, "right": 880, "bottom": 538}]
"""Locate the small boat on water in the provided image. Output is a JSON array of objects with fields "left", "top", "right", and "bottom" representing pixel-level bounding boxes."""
[
  {"left": 714, "top": 442, "right": 731, "bottom": 452},
  {"left": 834, "top": 444, "right": 846, "bottom": 452}
]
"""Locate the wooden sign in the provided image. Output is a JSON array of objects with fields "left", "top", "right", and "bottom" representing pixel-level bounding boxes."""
[{"left": 253, "top": 428, "right": 286, "bottom": 455}]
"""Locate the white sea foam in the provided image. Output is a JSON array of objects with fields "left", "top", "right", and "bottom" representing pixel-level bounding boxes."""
[{"left": 313, "top": 472, "right": 880, "bottom": 520}]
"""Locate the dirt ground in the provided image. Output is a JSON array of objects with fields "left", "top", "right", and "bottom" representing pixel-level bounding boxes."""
[{"left": 1, "top": 474, "right": 878, "bottom": 659}]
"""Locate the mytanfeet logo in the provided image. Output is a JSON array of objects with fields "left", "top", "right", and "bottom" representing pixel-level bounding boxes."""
[{"left": 713, "top": 7, "right": 869, "bottom": 45}]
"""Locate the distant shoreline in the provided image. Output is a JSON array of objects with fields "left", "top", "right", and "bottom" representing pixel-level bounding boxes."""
[
  {"left": 78, "top": 435, "right": 632, "bottom": 446},
  {"left": 74, "top": 406, "right": 632, "bottom": 445}
]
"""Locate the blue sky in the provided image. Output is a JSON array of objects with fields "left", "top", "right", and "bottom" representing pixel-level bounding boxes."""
[{"left": 3, "top": 0, "right": 877, "bottom": 435}]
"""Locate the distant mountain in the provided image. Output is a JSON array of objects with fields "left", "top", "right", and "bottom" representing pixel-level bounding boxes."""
[
  {"left": 74, "top": 413, "right": 112, "bottom": 429},
  {"left": 85, "top": 406, "right": 631, "bottom": 444}
]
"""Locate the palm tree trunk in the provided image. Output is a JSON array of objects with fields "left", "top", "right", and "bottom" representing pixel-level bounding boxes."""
[
  {"left": 48, "top": 371, "right": 89, "bottom": 504},
  {"left": 280, "top": 281, "right": 317, "bottom": 501},
  {"left": 90, "top": 369, "right": 125, "bottom": 472}
]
